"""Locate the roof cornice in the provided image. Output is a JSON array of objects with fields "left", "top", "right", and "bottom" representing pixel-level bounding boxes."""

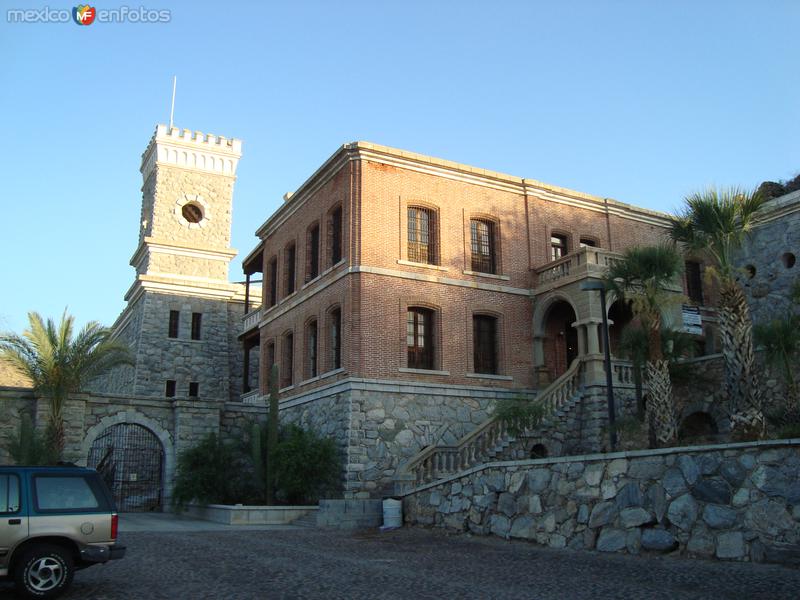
[{"left": 254, "top": 141, "right": 674, "bottom": 239}]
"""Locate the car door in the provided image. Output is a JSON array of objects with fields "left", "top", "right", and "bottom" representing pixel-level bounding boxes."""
[{"left": 0, "top": 472, "right": 28, "bottom": 571}]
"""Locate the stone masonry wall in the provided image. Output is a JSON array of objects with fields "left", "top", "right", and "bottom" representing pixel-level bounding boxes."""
[
  {"left": 736, "top": 192, "right": 800, "bottom": 326},
  {"left": 130, "top": 292, "right": 234, "bottom": 399},
  {"left": 223, "top": 380, "right": 526, "bottom": 498},
  {"left": 403, "top": 440, "right": 800, "bottom": 565}
]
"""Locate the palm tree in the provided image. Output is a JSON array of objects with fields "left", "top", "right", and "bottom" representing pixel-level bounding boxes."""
[
  {"left": 605, "top": 245, "right": 684, "bottom": 446},
  {"left": 0, "top": 311, "right": 133, "bottom": 460},
  {"left": 669, "top": 187, "right": 767, "bottom": 437}
]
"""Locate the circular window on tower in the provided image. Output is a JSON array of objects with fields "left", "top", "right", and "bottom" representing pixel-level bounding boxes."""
[
  {"left": 182, "top": 203, "right": 204, "bottom": 223},
  {"left": 174, "top": 194, "right": 211, "bottom": 229}
]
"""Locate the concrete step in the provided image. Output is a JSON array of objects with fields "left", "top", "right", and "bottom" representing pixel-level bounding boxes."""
[{"left": 290, "top": 512, "right": 318, "bottom": 528}]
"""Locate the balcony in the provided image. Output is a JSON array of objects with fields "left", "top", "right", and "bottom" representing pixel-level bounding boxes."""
[
  {"left": 242, "top": 306, "right": 262, "bottom": 335},
  {"left": 533, "top": 246, "right": 623, "bottom": 294}
]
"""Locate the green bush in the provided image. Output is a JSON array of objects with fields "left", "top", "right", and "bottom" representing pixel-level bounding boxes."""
[
  {"left": 171, "top": 433, "right": 256, "bottom": 509},
  {"left": 5, "top": 414, "right": 55, "bottom": 465},
  {"left": 272, "top": 425, "right": 340, "bottom": 505}
]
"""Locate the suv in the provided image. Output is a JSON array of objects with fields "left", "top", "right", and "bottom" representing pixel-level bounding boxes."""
[{"left": 0, "top": 465, "right": 125, "bottom": 598}]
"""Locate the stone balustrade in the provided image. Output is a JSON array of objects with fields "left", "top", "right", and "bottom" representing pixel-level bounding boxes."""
[{"left": 534, "top": 247, "right": 623, "bottom": 290}]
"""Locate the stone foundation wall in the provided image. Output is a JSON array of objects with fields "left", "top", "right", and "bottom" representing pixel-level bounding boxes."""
[
  {"left": 673, "top": 354, "right": 790, "bottom": 432},
  {"left": 402, "top": 440, "right": 800, "bottom": 564},
  {"left": 223, "top": 378, "right": 529, "bottom": 498}
]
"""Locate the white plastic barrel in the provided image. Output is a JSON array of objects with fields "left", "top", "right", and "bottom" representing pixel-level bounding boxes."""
[{"left": 382, "top": 498, "right": 402, "bottom": 528}]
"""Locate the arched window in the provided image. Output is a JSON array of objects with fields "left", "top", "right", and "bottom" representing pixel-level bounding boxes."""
[
  {"left": 330, "top": 307, "right": 342, "bottom": 370},
  {"left": 551, "top": 234, "right": 568, "bottom": 261},
  {"left": 470, "top": 219, "right": 497, "bottom": 274},
  {"left": 306, "top": 223, "right": 320, "bottom": 281},
  {"left": 306, "top": 320, "right": 318, "bottom": 379},
  {"left": 473, "top": 314, "right": 498, "bottom": 374},
  {"left": 407, "top": 307, "right": 434, "bottom": 369},
  {"left": 281, "top": 332, "right": 294, "bottom": 388},
  {"left": 408, "top": 206, "right": 437, "bottom": 265}
]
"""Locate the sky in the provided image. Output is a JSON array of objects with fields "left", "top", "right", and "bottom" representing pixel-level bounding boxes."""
[{"left": 0, "top": 0, "right": 798, "bottom": 335}]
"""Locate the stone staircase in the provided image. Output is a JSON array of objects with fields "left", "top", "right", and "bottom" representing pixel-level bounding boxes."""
[{"left": 394, "top": 359, "right": 585, "bottom": 494}]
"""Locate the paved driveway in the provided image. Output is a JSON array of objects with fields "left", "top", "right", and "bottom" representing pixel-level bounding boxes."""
[{"left": 2, "top": 515, "right": 798, "bottom": 599}]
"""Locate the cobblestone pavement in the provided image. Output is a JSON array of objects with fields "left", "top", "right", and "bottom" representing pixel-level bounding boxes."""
[{"left": 2, "top": 527, "right": 799, "bottom": 599}]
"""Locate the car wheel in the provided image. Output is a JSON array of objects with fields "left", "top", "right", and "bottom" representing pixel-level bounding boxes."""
[{"left": 14, "top": 544, "right": 74, "bottom": 599}]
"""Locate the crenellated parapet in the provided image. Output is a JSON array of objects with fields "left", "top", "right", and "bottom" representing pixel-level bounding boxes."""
[{"left": 140, "top": 123, "right": 243, "bottom": 182}]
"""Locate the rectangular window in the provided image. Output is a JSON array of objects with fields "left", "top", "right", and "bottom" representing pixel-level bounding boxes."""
[
  {"left": 188, "top": 382, "right": 199, "bottom": 397},
  {"left": 165, "top": 380, "right": 176, "bottom": 397},
  {"left": 168, "top": 310, "right": 179, "bottom": 338},
  {"left": 285, "top": 244, "right": 296, "bottom": 296},
  {"left": 331, "top": 206, "right": 343, "bottom": 265},
  {"left": 408, "top": 207, "right": 436, "bottom": 265},
  {"left": 579, "top": 238, "right": 597, "bottom": 248},
  {"left": 551, "top": 234, "right": 568, "bottom": 261},
  {"left": 191, "top": 312, "right": 202, "bottom": 340},
  {"left": 407, "top": 308, "right": 434, "bottom": 370},
  {"left": 686, "top": 261, "right": 704, "bottom": 305},
  {"left": 268, "top": 256, "right": 278, "bottom": 307},
  {"left": 0, "top": 474, "right": 20, "bottom": 514},
  {"left": 34, "top": 476, "right": 101, "bottom": 511},
  {"left": 473, "top": 315, "right": 498, "bottom": 374},
  {"left": 470, "top": 219, "right": 496, "bottom": 274},
  {"left": 307, "top": 321, "right": 318, "bottom": 378},
  {"left": 331, "top": 308, "right": 342, "bottom": 370},
  {"left": 282, "top": 333, "right": 294, "bottom": 388},
  {"left": 307, "top": 224, "right": 320, "bottom": 281}
]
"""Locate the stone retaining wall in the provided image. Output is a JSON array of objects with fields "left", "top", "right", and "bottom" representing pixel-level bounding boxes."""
[{"left": 402, "top": 440, "right": 800, "bottom": 565}]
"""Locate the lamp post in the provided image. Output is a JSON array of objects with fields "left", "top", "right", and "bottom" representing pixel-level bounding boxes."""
[{"left": 580, "top": 279, "right": 617, "bottom": 450}]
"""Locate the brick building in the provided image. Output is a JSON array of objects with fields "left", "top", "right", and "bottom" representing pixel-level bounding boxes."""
[{"left": 241, "top": 142, "right": 678, "bottom": 496}]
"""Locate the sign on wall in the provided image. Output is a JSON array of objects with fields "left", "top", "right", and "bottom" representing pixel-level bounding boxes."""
[{"left": 682, "top": 304, "right": 703, "bottom": 336}]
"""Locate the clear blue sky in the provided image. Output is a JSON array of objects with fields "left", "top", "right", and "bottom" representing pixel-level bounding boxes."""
[{"left": 1, "top": 0, "right": 797, "bottom": 334}]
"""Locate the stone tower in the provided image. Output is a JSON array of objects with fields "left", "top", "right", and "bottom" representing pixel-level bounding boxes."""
[{"left": 95, "top": 125, "right": 246, "bottom": 401}]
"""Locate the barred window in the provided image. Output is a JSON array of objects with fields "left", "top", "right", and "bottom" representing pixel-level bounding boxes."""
[
  {"left": 307, "top": 320, "right": 318, "bottom": 379},
  {"left": 267, "top": 257, "right": 278, "bottom": 307},
  {"left": 330, "top": 308, "right": 342, "bottom": 370},
  {"left": 330, "top": 206, "right": 343, "bottom": 265},
  {"left": 284, "top": 243, "right": 296, "bottom": 296},
  {"left": 281, "top": 333, "right": 294, "bottom": 388},
  {"left": 307, "top": 223, "right": 320, "bottom": 281},
  {"left": 473, "top": 315, "right": 498, "bottom": 374},
  {"left": 408, "top": 207, "right": 437, "bottom": 265},
  {"left": 407, "top": 308, "right": 434, "bottom": 370},
  {"left": 470, "top": 219, "right": 497, "bottom": 274}
]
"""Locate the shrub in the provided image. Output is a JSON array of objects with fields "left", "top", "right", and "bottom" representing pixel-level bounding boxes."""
[
  {"left": 272, "top": 425, "right": 340, "bottom": 504},
  {"left": 5, "top": 413, "right": 55, "bottom": 465},
  {"left": 172, "top": 433, "right": 255, "bottom": 509}
]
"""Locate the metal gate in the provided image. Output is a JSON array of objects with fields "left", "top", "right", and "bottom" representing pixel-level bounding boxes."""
[{"left": 87, "top": 423, "right": 164, "bottom": 512}]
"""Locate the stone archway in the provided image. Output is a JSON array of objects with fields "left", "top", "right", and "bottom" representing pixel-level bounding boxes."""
[
  {"left": 541, "top": 300, "right": 578, "bottom": 379},
  {"left": 81, "top": 411, "right": 175, "bottom": 511}
]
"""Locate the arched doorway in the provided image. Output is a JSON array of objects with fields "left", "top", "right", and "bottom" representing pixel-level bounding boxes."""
[
  {"left": 88, "top": 423, "right": 164, "bottom": 512},
  {"left": 543, "top": 300, "right": 578, "bottom": 379},
  {"left": 608, "top": 299, "right": 634, "bottom": 356}
]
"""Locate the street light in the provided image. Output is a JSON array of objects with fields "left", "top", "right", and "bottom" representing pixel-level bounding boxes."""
[{"left": 580, "top": 279, "right": 617, "bottom": 450}]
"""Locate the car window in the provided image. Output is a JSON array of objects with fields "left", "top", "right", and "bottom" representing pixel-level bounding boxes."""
[
  {"left": 34, "top": 475, "right": 101, "bottom": 511},
  {"left": 0, "top": 475, "right": 21, "bottom": 513}
]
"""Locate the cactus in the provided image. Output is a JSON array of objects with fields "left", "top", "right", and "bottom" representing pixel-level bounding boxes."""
[
  {"left": 250, "top": 422, "right": 264, "bottom": 492},
  {"left": 266, "top": 363, "right": 280, "bottom": 505}
]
